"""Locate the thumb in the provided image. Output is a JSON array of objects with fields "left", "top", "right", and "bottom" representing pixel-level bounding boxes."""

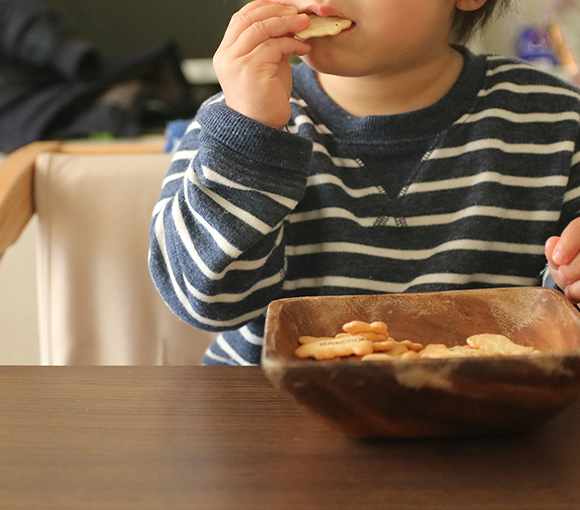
[{"left": 545, "top": 236, "right": 560, "bottom": 266}]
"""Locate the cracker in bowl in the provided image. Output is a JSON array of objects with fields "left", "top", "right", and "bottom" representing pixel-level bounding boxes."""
[{"left": 295, "top": 14, "right": 352, "bottom": 40}]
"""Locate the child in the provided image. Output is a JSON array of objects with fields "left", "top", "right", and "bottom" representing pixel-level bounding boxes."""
[{"left": 149, "top": 0, "right": 580, "bottom": 366}]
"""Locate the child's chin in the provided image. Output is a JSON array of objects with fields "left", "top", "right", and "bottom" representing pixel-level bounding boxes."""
[{"left": 301, "top": 52, "right": 362, "bottom": 77}]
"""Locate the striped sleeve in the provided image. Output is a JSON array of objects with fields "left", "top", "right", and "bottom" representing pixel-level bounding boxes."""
[
  {"left": 148, "top": 99, "right": 312, "bottom": 331},
  {"left": 562, "top": 137, "right": 580, "bottom": 223}
]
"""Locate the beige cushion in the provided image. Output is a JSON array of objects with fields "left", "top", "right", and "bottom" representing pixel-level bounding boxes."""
[{"left": 34, "top": 152, "right": 215, "bottom": 365}]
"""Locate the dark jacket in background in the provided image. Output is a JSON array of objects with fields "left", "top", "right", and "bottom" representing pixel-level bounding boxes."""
[{"left": 0, "top": 0, "right": 195, "bottom": 153}]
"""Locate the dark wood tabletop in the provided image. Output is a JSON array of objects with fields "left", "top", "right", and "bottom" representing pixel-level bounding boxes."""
[{"left": 0, "top": 366, "right": 579, "bottom": 510}]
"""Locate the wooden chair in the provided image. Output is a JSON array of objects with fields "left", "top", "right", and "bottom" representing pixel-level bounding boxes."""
[{"left": 0, "top": 141, "right": 215, "bottom": 365}]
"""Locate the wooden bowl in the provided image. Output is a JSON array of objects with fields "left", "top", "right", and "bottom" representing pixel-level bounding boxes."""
[{"left": 262, "top": 287, "right": 580, "bottom": 438}]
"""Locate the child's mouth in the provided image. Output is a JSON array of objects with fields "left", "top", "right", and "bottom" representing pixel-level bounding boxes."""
[{"left": 339, "top": 22, "right": 355, "bottom": 34}]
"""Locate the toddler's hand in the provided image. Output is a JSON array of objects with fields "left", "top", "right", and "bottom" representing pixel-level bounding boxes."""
[
  {"left": 545, "top": 218, "right": 580, "bottom": 303},
  {"left": 213, "top": 0, "right": 311, "bottom": 129}
]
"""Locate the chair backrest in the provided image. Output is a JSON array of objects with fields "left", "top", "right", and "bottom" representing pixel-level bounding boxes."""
[{"left": 34, "top": 151, "right": 215, "bottom": 365}]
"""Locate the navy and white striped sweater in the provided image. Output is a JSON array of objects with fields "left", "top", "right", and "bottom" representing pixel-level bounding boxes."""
[{"left": 149, "top": 48, "right": 580, "bottom": 366}]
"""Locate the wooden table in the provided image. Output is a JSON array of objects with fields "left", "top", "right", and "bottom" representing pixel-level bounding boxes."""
[{"left": 0, "top": 366, "right": 579, "bottom": 510}]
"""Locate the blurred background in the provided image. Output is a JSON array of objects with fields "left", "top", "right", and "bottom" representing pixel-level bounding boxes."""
[
  {"left": 0, "top": 0, "right": 248, "bottom": 155},
  {"left": 2, "top": 0, "right": 580, "bottom": 364},
  {"left": 31, "top": 1, "right": 580, "bottom": 66},
  {"left": 36, "top": 0, "right": 242, "bottom": 59}
]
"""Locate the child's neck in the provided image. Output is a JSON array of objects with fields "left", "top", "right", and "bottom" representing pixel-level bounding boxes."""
[{"left": 316, "top": 46, "right": 465, "bottom": 117}]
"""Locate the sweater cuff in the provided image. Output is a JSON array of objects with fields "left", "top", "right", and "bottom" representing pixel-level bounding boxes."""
[
  {"left": 541, "top": 265, "right": 562, "bottom": 292},
  {"left": 197, "top": 101, "right": 312, "bottom": 174}
]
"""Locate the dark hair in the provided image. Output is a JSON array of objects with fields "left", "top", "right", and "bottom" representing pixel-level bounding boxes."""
[{"left": 451, "top": 0, "right": 511, "bottom": 44}]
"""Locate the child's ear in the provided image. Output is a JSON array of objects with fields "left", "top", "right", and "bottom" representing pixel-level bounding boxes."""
[{"left": 455, "top": 0, "right": 488, "bottom": 12}]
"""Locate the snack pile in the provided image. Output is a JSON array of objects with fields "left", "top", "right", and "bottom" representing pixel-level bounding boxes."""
[
  {"left": 295, "top": 321, "right": 540, "bottom": 361},
  {"left": 295, "top": 14, "right": 352, "bottom": 40}
]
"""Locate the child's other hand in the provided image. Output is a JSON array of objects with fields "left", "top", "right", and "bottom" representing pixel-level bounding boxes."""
[
  {"left": 545, "top": 218, "right": 580, "bottom": 303},
  {"left": 213, "top": 0, "right": 311, "bottom": 129}
]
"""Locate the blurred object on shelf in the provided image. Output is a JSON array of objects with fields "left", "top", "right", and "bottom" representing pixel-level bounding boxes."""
[
  {"left": 516, "top": 25, "right": 559, "bottom": 70},
  {"left": 476, "top": 0, "right": 580, "bottom": 84},
  {"left": 180, "top": 58, "right": 221, "bottom": 112},
  {"left": 180, "top": 59, "right": 217, "bottom": 85},
  {"left": 513, "top": 0, "right": 580, "bottom": 83},
  {"left": 541, "top": 0, "right": 580, "bottom": 82},
  {"left": 546, "top": 21, "right": 578, "bottom": 76}
]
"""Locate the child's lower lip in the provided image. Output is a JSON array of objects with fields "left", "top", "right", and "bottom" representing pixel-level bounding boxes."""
[
  {"left": 330, "top": 22, "right": 355, "bottom": 38},
  {"left": 341, "top": 23, "right": 355, "bottom": 34},
  {"left": 320, "top": 22, "right": 356, "bottom": 38}
]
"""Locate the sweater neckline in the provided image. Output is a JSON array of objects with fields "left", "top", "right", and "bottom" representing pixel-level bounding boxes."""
[{"left": 292, "top": 47, "right": 488, "bottom": 144}]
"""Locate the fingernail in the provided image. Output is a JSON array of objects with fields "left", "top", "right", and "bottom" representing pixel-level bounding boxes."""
[
  {"left": 553, "top": 248, "right": 565, "bottom": 265},
  {"left": 558, "top": 267, "right": 571, "bottom": 284}
]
